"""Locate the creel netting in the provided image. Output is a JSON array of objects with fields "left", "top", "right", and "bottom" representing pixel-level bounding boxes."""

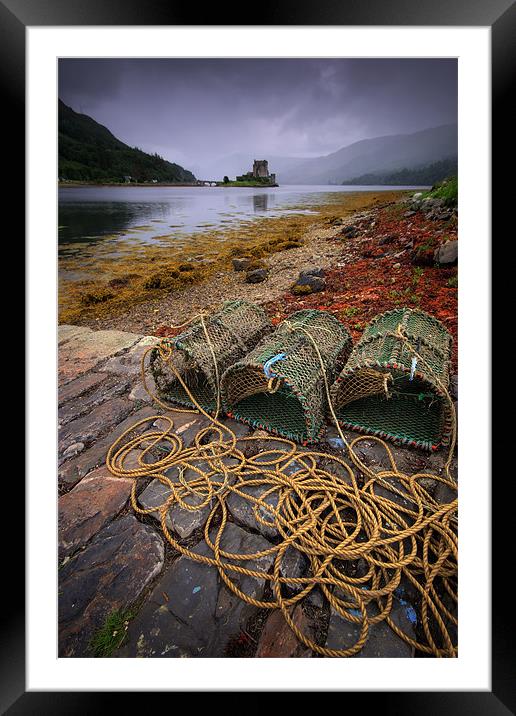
[
  {"left": 150, "top": 300, "right": 272, "bottom": 413},
  {"left": 221, "top": 309, "right": 353, "bottom": 443},
  {"left": 329, "top": 307, "right": 453, "bottom": 451}
]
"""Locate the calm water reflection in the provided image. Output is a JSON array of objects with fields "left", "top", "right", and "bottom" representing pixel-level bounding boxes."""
[{"left": 58, "top": 184, "right": 421, "bottom": 258}]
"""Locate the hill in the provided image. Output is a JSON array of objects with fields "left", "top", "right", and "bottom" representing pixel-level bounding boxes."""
[
  {"left": 58, "top": 100, "right": 196, "bottom": 183},
  {"left": 278, "top": 124, "right": 458, "bottom": 185},
  {"left": 343, "top": 157, "right": 458, "bottom": 186}
]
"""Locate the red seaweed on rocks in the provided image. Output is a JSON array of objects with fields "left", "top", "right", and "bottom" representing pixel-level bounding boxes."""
[{"left": 264, "top": 201, "right": 457, "bottom": 370}]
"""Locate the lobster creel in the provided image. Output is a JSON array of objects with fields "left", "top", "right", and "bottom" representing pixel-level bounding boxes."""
[
  {"left": 329, "top": 307, "right": 453, "bottom": 451},
  {"left": 221, "top": 309, "right": 353, "bottom": 444},
  {"left": 150, "top": 300, "right": 272, "bottom": 413}
]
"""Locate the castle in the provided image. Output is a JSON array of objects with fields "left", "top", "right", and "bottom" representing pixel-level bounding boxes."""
[{"left": 236, "top": 159, "right": 277, "bottom": 185}]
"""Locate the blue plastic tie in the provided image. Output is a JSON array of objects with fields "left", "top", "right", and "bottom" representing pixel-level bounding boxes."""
[
  {"left": 409, "top": 356, "right": 418, "bottom": 381},
  {"left": 263, "top": 353, "right": 286, "bottom": 379}
]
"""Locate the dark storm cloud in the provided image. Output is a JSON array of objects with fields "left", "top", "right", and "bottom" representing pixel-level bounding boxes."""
[{"left": 58, "top": 58, "right": 457, "bottom": 176}]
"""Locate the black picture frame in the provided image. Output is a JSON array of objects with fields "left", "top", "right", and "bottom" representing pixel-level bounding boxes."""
[{"left": 5, "top": 0, "right": 508, "bottom": 710}]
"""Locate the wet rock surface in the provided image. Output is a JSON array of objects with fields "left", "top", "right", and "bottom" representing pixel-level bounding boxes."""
[
  {"left": 117, "top": 523, "right": 275, "bottom": 657},
  {"left": 58, "top": 466, "right": 133, "bottom": 561},
  {"left": 59, "top": 515, "right": 164, "bottom": 657},
  {"left": 325, "top": 595, "right": 416, "bottom": 657}
]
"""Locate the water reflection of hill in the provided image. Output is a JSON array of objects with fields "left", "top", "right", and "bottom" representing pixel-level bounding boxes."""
[{"left": 58, "top": 202, "right": 161, "bottom": 250}]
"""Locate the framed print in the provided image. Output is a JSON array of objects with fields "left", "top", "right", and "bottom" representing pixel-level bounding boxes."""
[{"left": 4, "top": 0, "right": 510, "bottom": 709}]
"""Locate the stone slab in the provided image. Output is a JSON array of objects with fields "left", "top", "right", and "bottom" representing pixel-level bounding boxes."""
[
  {"left": 58, "top": 515, "right": 164, "bottom": 657},
  {"left": 138, "top": 474, "right": 211, "bottom": 539},
  {"left": 58, "top": 376, "right": 131, "bottom": 426},
  {"left": 58, "top": 465, "right": 133, "bottom": 561},
  {"left": 226, "top": 477, "right": 279, "bottom": 540},
  {"left": 58, "top": 372, "right": 109, "bottom": 407},
  {"left": 100, "top": 336, "right": 159, "bottom": 377},
  {"left": 255, "top": 606, "right": 309, "bottom": 657},
  {"left": 59, "top": 405, "right": 158, "bottom": 489},
  {"left": 325, "top": 596, "right": 416, "bottom": 657},
  {"left": 58, "top": 325, "right": 141, "bottom": 385},
  {"left": 118, "top": 523, "right": 274, "bottom": 658},
  {"left": 59, "top": 397, "right": 134, "bottom": 455}
]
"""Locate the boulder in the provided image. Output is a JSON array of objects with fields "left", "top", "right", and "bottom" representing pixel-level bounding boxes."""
[
  {"left": 341, "top": 225, "right": 359, "bottom": 238},
  {"left": 232, "top": 257, "right": 252, "bottom": 272},
  {"left": 435, "top": 240, "right": 458, "bottom": 265},
  {"left": 299, "top": 267, "right": 325, "bottom": 280},
  {"left": 291, "top": 272, "right": 326, "bottom": 295},
  {"left": 246, "top": 268, "right": 269, "bottom": 284},
  {"left": 378, "top": 234, "right": 396, "bottom": 246}
]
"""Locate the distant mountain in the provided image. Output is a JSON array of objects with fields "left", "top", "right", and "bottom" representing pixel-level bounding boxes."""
[
  {"left": 58, "top": 100, "right": 196, "bottom": 183},
  {"left": 343, "top": 157, "right": 458, "bottom": 186},
  {"left": 278, "top": 124, "right": 458, "bottom": 185}
]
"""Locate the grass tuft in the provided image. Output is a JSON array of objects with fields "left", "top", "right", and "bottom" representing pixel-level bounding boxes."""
[{"left": 89, "top": 609, "right": 135, "bottom": 657}]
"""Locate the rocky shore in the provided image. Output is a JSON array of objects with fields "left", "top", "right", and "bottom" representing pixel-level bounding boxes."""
[{"left": 95, "top": 186, "right": 457, "bottom": 368}]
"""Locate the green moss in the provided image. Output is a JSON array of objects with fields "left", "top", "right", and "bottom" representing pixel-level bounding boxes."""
[
  {"left": 422, "top": 176, "right": 458, "bottom": 206},
  {"left": 412, "top": 267, "right": 425, "bottom": 285},
  {"left": 89, "top": 609, "right": 135, "bottom": 657},
  {"left": 291, "top": 283, "right": 314, "bottom": 296},
  {"left": 447, "top": 275, "right": 458, "bottom": 288},
  {"left": 342, "top": 306, "right": 359, "bottom": 318}
]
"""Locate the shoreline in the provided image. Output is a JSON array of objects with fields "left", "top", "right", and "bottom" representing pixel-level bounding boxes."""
[
  {"left": 60, "top": 190, "right": 406, "bottom": 326},
  {"left": 59, "top": 182, "right": 428, "bottom": 189},
  {"left": 72, "top": 186, "right": 457, "bottom": 370}
]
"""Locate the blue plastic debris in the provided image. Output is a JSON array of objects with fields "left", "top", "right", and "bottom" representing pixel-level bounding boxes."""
[{"left": 327, "top": 437, "right": 345, "bottom": 450}]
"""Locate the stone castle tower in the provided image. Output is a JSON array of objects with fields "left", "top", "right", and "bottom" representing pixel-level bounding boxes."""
[
  {"left": 252, "top": 160, "right": 269, "bottom": 178},
  {"left": 235, "top": 159, "right": 277, "bottom": 185}
]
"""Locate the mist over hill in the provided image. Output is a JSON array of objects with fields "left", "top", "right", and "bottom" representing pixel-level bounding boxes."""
[
  {"left": 202, "top": 124, "right": 457, "bottom": 186},
  {"left": 278, "top": 124, "right": 457, "bottom": 185}
]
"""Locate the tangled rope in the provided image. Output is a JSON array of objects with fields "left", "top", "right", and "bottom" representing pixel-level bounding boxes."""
[{"left": 106, "top": 313, "right": 458, "bottom": 657}]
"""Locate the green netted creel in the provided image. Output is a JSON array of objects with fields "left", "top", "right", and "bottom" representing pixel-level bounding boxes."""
[
  {"left": 221, "top": 309, "right": 353, "bottom": 444},
  {"left": 150, "top": 300, "right": 272, "bottom": 413},
  {"left": 329, "top": 307, "right": 453, "bottom": 451}
]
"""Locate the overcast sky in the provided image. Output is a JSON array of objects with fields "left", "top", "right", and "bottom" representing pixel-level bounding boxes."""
[{"left": 59, "top": 58, "right": 457, "bottom": 177}]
